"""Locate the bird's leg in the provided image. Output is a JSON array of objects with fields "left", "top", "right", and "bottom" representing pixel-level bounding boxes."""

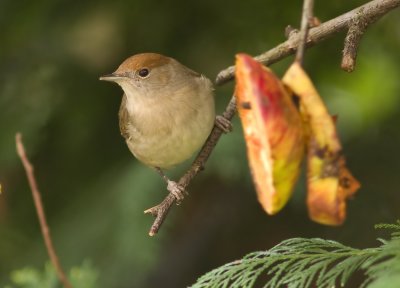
[
  {"left": 215, "top": 115, "right": 233, "bottom": 133},
  {"left": 155, "top": 167, "right": 187, "bottom": 203}
]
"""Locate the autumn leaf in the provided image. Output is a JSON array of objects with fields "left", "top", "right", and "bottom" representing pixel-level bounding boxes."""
[
  {"left": 283, "top": 62, "right": 360, "bottom": 225},
  {"left": 235, "top": 54, "right": 305, "bottom": 215}
]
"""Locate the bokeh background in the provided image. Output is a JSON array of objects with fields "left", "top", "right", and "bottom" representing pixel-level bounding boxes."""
[{"left": 1, "top": 0, "right": 400, "bottom": 287}]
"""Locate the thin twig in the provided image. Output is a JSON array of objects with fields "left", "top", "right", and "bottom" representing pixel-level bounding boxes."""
[
  {"left": 341, "top": 12, "right": 376, "bottom": 72},
  {"left": 16, "top": 133, "right": 73, "bottom": 288},
  {"left": 341, "top": 21, "right": 366, "bottom": 72},
  {"left": 216, "top": 0, "right": 400, "bottom": 85},
  {"left": 144, "top": 97, "right": 236, "bottom": 236},
  {"left": 145, "top": 0, "right": 400, "bottom": 235},
  {"left": 295, "top": 0, "right": 314, "bottom": 64}
]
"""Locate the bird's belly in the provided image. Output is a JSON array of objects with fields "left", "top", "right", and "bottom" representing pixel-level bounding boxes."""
[{"left": 125, "top": 111, "right": 214, "bottom": 169}]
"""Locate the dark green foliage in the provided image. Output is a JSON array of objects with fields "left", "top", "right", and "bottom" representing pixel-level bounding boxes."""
[
  {"left": 4, "top": 261, "right": 98, "bottom": 288},
  {"left": 192, "top": 221, "right": 400, "bottom": 288},
  {"left": 361, "top": 221, "right": 400, "bottom": 288}
]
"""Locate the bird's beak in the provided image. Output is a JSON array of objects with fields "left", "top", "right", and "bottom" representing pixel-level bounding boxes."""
[{"left": 99, "top": 72, "right": 127, "bottom": 82}]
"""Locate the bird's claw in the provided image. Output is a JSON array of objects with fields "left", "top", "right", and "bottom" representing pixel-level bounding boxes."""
[
  {"left": 167, "top": 180, "right": 187, "bottom": 203},
  {"left": 215, "top": 115, "right": 233, "bottom": 133}
]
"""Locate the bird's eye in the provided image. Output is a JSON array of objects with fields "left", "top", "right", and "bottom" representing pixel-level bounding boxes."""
[{"left": 138, "top": 68, "right": 149, "bottom": 78}]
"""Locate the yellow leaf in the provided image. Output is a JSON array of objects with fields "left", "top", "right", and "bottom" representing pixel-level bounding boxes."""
[{"left": 283, "top": 62, "right": 360, "bottom": 225}]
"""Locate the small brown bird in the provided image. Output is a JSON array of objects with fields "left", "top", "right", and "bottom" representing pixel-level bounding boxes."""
[{"left": 100, "top": 53, "right": 217, "bottom": 199}]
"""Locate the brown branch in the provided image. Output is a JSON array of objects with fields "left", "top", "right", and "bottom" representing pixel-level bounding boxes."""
[
  {"left": 16, "top": 133, "right": 73, "bottom": 288},
  {"left": 216, "top": 0, "right": 400, "bottom": 85},
  {"left": 295, "top": 0, "right": 315, "bottom": 64},
  {"left": 341, "top": 11, "right": 378, "bottom": 72},
  {"left": 145, "top": 0, "right": 400, "bottom": 236},
  {"left": 341, "top": 22, "right": 366, "bottom": 72},
  {"left": 144, "top": 96, "right": 237, "bottom": 236}
]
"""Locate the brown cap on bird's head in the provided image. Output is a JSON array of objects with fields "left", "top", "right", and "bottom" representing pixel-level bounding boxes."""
[
  {"left": 99, "top": 53, "right": 172, "bottom": 81},
  {"left": 116, "top": 53, "right": 171, "bottom": 73}
]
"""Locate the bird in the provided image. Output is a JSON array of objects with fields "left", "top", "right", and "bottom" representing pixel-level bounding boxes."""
[{"left": 100, "top": 53, "right": 222, "bottom": 200}]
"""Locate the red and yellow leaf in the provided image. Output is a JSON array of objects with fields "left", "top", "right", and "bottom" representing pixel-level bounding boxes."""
[
  {"left": 283, "top": 62, "right": 360, "bottom": 225},
  {"left": 235, "top": 54, "right": 305, "bottom": 214}
]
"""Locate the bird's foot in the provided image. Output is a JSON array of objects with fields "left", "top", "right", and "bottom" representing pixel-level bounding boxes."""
[
  {"left": 155, "top": 167, "right": 188, "bottom": 204},
  {"left": 167, "top": 180, "right": 187, "bottom": 204},
  {"left": 215, "top": 115, "right": 233, "bottom": 133}
]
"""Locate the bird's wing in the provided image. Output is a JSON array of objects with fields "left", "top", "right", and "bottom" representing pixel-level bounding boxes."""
[{"left": 118, "top": 94, "right": 130, "bottom": 139}]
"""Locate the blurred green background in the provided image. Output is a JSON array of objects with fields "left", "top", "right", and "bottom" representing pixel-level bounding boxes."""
[{"left": 1, "top": 0, "right": 399, "bottom": 287}]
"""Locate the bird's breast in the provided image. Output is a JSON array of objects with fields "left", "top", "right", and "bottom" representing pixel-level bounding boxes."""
[{"left": 119, "top": 86, "right": 215, "bottom": 169}]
